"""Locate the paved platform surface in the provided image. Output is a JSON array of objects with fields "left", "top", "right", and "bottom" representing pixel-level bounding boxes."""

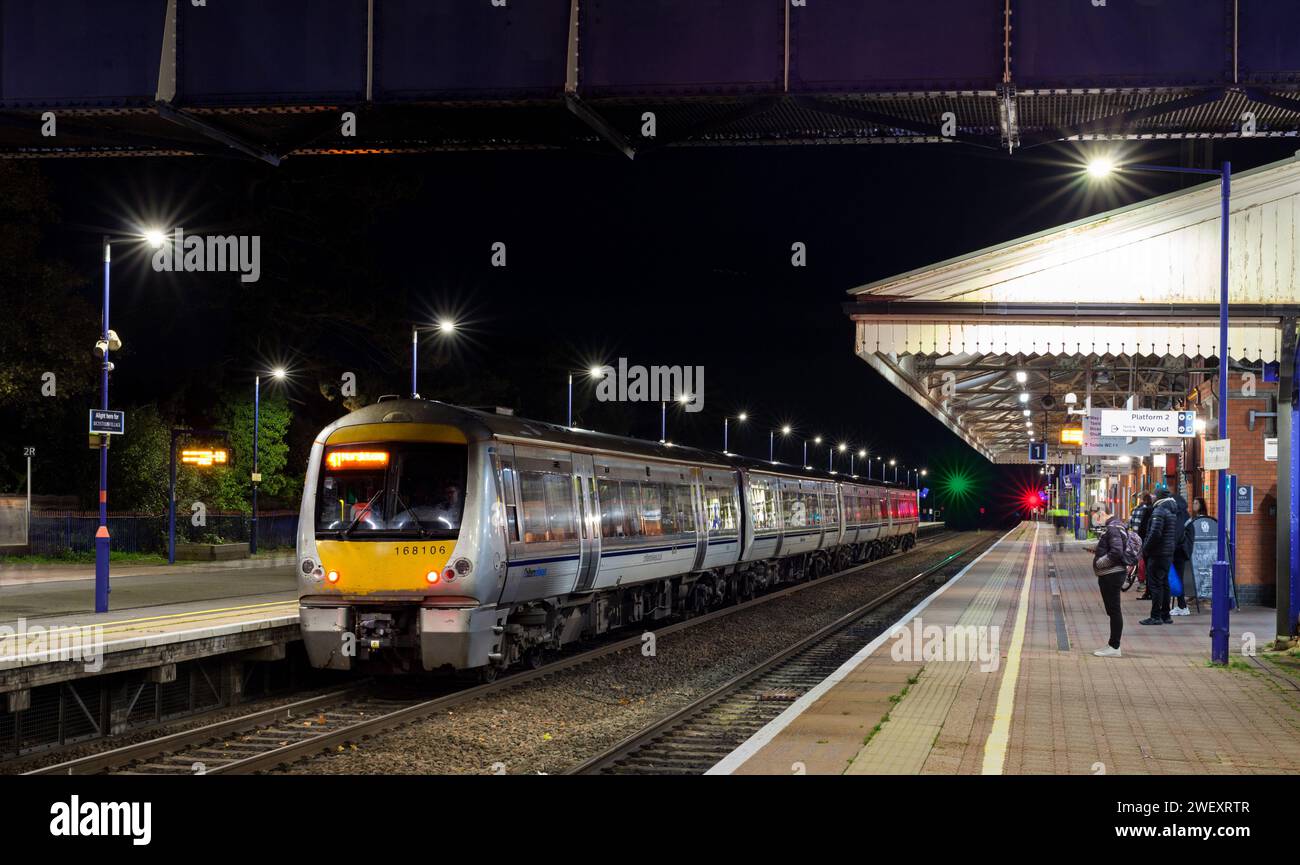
[
  {"left": 0, "top": 563, "right": 294, "bottom": 622},
  {"left": 0, "top": 563, "right": 297, "bottom": 684},
  {"left": 714, "top": 522, "right": 1300, "bottom": 776}
]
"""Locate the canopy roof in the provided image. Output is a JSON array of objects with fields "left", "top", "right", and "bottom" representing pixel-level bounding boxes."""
[{"left": 846, "top": 153, "right": 1300, "bottom": 463}]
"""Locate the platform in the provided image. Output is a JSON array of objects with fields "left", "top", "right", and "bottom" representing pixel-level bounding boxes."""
[
  {"left": 713, "top": 522, "right": 1300, "bottom": 776},
  {"left": 0, "top": 562, "right": 297, "bottom": 700}
]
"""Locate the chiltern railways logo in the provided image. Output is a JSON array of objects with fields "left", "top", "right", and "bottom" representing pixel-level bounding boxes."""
[{"left": 49, "top": 796, "right": 151, "bottom": 846}]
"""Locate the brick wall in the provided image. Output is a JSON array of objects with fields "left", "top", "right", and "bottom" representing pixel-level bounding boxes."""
[{"left": 1202, "top": 380, "right": 1279, "bottom": 605}]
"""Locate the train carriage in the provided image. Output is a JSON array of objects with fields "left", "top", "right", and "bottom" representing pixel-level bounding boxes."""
[{"left": 297, "top": 399, "right": 919, "bottom": 679}]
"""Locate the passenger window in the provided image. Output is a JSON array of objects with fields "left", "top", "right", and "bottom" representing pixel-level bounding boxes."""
[
  {"left": 519, "top": 470, "right": 577, "bottom": 543},
  {"left": 640, "top": 484, "right": 664, "bottom": 536},
  {"left": 598, "top": 478, "right": 643, "bottom": 539}
]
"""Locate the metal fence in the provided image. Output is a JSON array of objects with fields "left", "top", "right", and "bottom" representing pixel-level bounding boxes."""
[{"left": 25, "top": 510, "right": 299, "bottom": 556}]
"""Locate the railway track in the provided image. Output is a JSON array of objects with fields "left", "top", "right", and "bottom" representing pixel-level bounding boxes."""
[
  {"left": 28, "top": 531, "right": 969, "bottom": 776},
  {"left": 567, "top": 542, "right": 987, "bottom": 775}
]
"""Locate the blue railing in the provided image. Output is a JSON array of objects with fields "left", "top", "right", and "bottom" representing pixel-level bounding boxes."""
[{"left": 25, "top": 511, "right": 298, "bottom": 556}]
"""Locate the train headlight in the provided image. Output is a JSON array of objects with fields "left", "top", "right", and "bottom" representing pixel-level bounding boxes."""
[
  {"left": 425, "top": 570, "right": 440, "bottom": 584},
  {"left": 301, "top": 559, "right": 316, "bottom": 575},
  {"left": 453, "top": 558, "right": 473, "bottom": 576},
  {"left": 326, "top": 570, "right": 340, "bottom": 584}
]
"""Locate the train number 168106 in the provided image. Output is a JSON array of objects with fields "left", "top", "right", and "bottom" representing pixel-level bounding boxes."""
[{"left": 393, "top": 544, "right": 449, "bottom": 556}]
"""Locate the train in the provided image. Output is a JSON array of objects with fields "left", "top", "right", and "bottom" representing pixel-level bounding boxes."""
[{"left": 296, "top": 399, "right": 919, "bottom": 679}]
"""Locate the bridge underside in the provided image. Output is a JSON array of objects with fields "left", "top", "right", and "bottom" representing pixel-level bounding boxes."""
[{"left": 4, "top": 0, "right": 1300, "bottom": 160}]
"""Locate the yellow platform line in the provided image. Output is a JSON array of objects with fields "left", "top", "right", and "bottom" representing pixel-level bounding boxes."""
[{"left": 981, "top": 522, "right": 1038, "bottom": 775}]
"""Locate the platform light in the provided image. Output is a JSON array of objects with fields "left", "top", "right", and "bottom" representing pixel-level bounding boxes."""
[
  {"left": 1023, "top": 409, "right": 1031, "bottom": 417},
  {"left": 589, "top": 366, "right": 603, "bottom": 378},
  {"left": 1018, "top": 392, "right": 1030, "bottom": 403},
  {"left": 838, "top": 442, "right": 847, "bottom": 452},
  {"left": 858, "top": 449, "right": 866, "bottom": 458},
  {"left": 143, "top": 228, "right": 168, "bottom": 249},
  {"left": 814, "top": 436, "right": 822, "bottom": 445},
  {"left": 437, "top": 319, "right": 456, "bottom": 335},
  {"left": 738, "top": 412, "right": 748, "bottom": 421},
  {"left": 1015, "top": 370, "right": 1027, "bottom": 383},
  {"left": 677, "top": 393, "right": 691, "bottom": 404},
  {"left": 1087, "top": 156, "right": 1116, "bottom": 178},
  {"left": 781, "top": 425, "right": 791, "bottom": 435}
]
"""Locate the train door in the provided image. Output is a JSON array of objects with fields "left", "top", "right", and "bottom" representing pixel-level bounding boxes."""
[
  {"left": 689, "top": 467, "right": 707, "bottom": 571},
  {"left": 572, "top": 453, "right": 600, "bottom": 592}
]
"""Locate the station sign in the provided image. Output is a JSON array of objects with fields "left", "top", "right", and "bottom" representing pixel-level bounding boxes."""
[
  {"left": 1082, "top": 412, "right": 1148, "bottom": 457},
  {"left": 1059, "top": 427, "right": 1083, "bottom": 445},
  {"left": 1099, "top": 409, "right": 1196, "bottom": 438},
  {"left": 1235, "top": 484, "right": 1254, "bottom": 515},
  {"left": 1265, "top": 438, "right": 1278, "bottom": 462},
  {"left": 88, "top": 409, "right": 125, "bottom": 435},
  {"left": 1204, "top": 439, "right": 1230, "bottom": 471},
  {"left": 1028, "top": 441, "right": 1047, "bottom": 462}
]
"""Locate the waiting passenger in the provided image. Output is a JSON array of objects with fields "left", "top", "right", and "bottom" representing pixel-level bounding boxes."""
[
  {"left": 1129, "top": 493, "right": 1154, "bottom": 600},
  {"left": 1140, "top": 485, "right": 1179, "bottom": 626},
  {"left": 1085, "top": 506, "right": 1129, "bottom": 657}
]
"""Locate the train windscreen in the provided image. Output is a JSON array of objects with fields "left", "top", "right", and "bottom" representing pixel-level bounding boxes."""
[{"left": 316, "top": 443, "right": 467, "bottom": 540}]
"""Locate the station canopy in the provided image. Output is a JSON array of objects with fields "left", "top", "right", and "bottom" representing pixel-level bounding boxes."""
[{"left": 845, "top": 152, "right": 1300, "bottom": 464}]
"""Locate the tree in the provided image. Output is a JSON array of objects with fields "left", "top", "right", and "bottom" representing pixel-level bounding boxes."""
[
  {"left": 211, "top": 390, "right": 295, "bottom": 512},
  {"left": 0, "top": 163, "right": 97, "bottom": 496}
]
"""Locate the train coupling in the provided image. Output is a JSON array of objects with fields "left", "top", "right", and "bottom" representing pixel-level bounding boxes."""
[{"left": 355, "top": 612, "right": 397, "bottom": 656}]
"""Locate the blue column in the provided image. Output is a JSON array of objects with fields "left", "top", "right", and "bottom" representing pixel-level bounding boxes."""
[
  {"left": 251, "top": 375, "right": 260, "bottom": 555},
  {"left": 94, "top": 239, "right": 111, "bottom": 613},
  {"left": 1211, "top": 162, "right": 1232, "bottom": 665},
  {"left": 168, "top": 429, "right": 178, "bottom": 564}
]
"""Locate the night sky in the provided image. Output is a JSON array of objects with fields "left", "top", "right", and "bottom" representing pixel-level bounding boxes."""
[{"left": 15, "top": 136, "right": 1300, "bottom": 520}]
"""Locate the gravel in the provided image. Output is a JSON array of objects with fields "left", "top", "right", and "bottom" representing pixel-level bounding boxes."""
[{"left": 274, "top": 530, "right": 998, "bottom": 776}]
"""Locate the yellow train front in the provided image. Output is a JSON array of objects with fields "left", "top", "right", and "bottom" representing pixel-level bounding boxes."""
[{"left": 296, "top": 400, "right": 507, "bottom": 677}]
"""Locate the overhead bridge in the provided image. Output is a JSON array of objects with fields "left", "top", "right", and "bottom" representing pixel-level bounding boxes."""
[{"left": 3, "top": 0, "right": 1300, "bottom": 160}]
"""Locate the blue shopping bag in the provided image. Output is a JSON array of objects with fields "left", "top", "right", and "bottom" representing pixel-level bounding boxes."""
[{"left": 1168, "top": 563, "right": 1183, "bottom": 597}]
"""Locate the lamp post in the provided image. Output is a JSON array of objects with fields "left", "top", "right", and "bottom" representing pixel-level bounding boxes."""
[
  {"left": 771, "top": 425, "right": 791, "bottom": 462},
  {"left": 890, "top": 458, "right": 897, "bottom": 484},
  {"left": 568, "top": 366, "right": 603, "bottom": 428},
  {"left": 251, "top": 368, "right": 287, "bottom": 555},
  {"left": 92, "top": 229, "right": 165, "bottom": 613},
  {"left": 853, "top": 448, "right": 865, "bottom": 477},
  {"left": 93, "top": 238, "right": 112, "bottom": 613},
  {"left": 1087, "top": 155, "right": 1231, "bottom": 665},
  {"left": 724, "top": 412, "right": 747, "bottom": 453},
  {"left": 411, "top": 319, "right": 456, "bottom": 398}
]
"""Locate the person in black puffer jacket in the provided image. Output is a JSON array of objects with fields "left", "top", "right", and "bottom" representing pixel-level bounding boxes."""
[{"left": 1140, "top": 485, "right": 1179, "bottom": 625}]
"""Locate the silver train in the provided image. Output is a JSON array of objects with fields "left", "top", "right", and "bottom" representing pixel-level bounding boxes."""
[{"left": 297, "top": 399, "right": 920, "bottom": 678}]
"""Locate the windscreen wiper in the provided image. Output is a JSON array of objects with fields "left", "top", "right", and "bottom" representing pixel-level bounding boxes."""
[
  {"left": 393, "top": 493, "right": 429, "bottom": 538},
  {"left": 341, "top": 488, "right": 385, "bottom": 538}
]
